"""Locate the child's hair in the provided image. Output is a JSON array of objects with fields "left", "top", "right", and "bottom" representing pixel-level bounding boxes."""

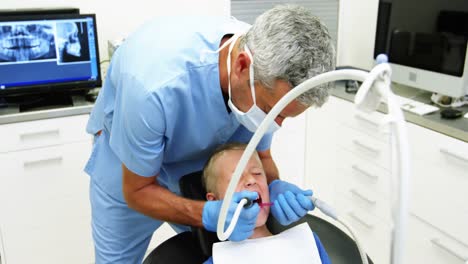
[{"left": 202, "top": 142, "right": 248, "bottom": 194}]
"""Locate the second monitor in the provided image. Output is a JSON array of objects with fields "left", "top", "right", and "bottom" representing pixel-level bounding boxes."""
[{"left": 374, "top": 0, "right": 468, "bottom": 98}]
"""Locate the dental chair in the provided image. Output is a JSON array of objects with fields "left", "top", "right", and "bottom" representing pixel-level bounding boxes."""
[{"left": 143, "top": 171, "right": 373, "bottom": 264}]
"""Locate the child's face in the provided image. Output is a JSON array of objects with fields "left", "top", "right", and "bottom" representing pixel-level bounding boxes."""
[{"left": 209, "top": 149, "right": 270, "bottom": 227}]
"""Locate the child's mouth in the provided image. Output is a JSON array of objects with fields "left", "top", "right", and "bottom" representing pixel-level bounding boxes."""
[
  {"left": 255, "top": 195, "right": 273, "bottom": 208},
  {"left": 254, "top": 196, "right": 262, "bottom": 204}
]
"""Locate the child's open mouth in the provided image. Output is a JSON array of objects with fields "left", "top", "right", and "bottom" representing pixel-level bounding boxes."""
[
  {"left": 254, "top": 196, "right": 262, "bottom": 204},
  {"left": 254, "top": 195, "right": 273, "bottom": 208}
]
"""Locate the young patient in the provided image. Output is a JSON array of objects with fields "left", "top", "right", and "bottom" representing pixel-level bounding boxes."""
[{"left": 202, "top": 143, "right": 331, "bottom": 264}]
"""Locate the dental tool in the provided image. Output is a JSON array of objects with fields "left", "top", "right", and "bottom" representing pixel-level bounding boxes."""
[
  {"left": 220, "top": 198, "right": 251, "bottom": 240},
  {"left": 242, "top": 198, "right": 255, "bottom": 208},
  {"left": 259, "top": 202, "right": 274, "bottom": 207},
  {"left": 220, "top": 197, "right": 275, "bottom": 241},
  {"left": 217, "top": 56, "right": 410, "bottom": 264},
  {"left": 311, "top": 196, "right": 369, "bottom": 264},
  {"left": 220, "top": 197, "right": 273, "bottom": 240},
  {"left": 242, "top": 198, "right": 273, "bottom": 208}
]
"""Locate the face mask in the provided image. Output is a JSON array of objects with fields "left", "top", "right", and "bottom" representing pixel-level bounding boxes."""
[{"left": 226, "top": 39, "right": 280, "bottom": 134}]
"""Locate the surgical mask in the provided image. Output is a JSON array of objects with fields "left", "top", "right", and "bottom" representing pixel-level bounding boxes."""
[{"left": 226, "top": 38, "right": 280, "bottom": 134}]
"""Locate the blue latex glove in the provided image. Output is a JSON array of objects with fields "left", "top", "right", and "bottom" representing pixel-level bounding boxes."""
[
  {"left": 202, "top": 191, "right": 260, "bottom": 241},
  {"left": 269, "top": 179, "right": 315, "bottom": 226}
]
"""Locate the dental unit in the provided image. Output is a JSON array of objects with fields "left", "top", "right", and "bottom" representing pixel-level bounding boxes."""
[{"left": 216, "top": 55, "right": 410, "bottom": 264}]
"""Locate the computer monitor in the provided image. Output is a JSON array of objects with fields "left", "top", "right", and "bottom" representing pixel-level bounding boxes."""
[
  {"left": 374, "top": 0, "right": 468, "bottom": 98},
  {"left": 0, "top": 13, "right": 101, "bottom": 96},
  {"left": 0, "top": 7, "right": 80, "bottom": 17}
]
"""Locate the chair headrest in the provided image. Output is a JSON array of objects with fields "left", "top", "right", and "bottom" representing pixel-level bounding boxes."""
[{"left": 179, "top": 171, "right": 220, "bottom": 257}]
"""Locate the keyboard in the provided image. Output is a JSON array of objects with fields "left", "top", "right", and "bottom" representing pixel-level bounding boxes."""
[{"left": 393, "top": 95, "right": 440, "bottom": 116}]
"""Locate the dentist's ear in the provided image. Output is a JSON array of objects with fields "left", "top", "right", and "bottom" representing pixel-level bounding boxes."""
[{"left": 232, "top": 51, "right": 252, "bottom": 81}]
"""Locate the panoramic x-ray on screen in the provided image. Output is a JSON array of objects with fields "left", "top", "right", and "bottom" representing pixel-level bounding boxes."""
[
  {"left": 0, "top": 23, "right": 57, "bottom": 62},
  {"left": 0, "top": 21, "right": 91, "bottom": 64}
]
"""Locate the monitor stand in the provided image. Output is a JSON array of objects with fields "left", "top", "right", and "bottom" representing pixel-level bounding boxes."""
[{"left": 0, "top": 92, "right": 75, "bottom": 115}]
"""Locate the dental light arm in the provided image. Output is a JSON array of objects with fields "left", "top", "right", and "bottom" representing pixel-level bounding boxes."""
[
  {"left": 217, "top": 68, "right": 367, "bottom": 241},
  {"left": 217, "top": 62, "right": 410, "bottom": 264}
]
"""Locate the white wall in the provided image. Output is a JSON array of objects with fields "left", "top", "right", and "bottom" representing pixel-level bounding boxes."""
[
  {"left": 272, "top": 112, "right": 307, "bottom": 188},
  {"left": 1, "top": 0, "right": 230, "bottom": 61},
  {"left": 337, "top": 0, "right": 379, "bottom": 70}
]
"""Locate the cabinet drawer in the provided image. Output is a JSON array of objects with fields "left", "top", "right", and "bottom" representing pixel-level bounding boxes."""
[
  {"left": 409, "top": 122, "right": 468, "bottom": 178},
  {"left": 323, "top": 96, "right": 391, "bottom": 140},
  {"left": 335, "top": 148, "right": 391, "bottom": 198},
  {"left": 405, "top": 216, "right": 468, "bottom": 264},
  {"left": 408, "top": 124, "right": 468, "bottom": 245},
  {"left": 0, "top": 114, "right": 91, "bottom": 153},
  {"left": 341, "top": 109, "right": 391, "bottom": 142},
  {"left": 411, "top": 163, "right": 468, "bottom": 245},
  {"left": 335, "top": 175, "right": 391, "bottom": 223},
  {"left": 333, "top": 195, "right": 391, "bottom": 264},
  {"left": 1, "top": 201, "right": 93, "bottom": 264},
  {"left": 335, "top": 124, "right": 391, "bottom": 170},
  {"left": 0, "top": 140, "right": 92, "bottom": 202},
  {"left": 335, "top": 148, "right": 392, "bottom": 222},
  {"left": 0, "top": 141, "right": 94, "bottom": 263}
]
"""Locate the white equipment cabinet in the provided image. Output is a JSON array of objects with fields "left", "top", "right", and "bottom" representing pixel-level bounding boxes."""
[
  {"left": 306, "top": 96, "right": 468, "bottom": 264},
  {"left": 0, "top": 114, "right": 94, "bottom": 264}
]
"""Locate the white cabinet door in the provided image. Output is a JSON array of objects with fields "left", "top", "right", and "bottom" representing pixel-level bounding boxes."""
[{"left": 0, "top": 140, "right": 94, "bottom": 264}]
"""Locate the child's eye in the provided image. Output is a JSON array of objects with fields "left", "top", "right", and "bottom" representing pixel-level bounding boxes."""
[{"left": 252, "top": 170, "right": 264, "bottom": 176}]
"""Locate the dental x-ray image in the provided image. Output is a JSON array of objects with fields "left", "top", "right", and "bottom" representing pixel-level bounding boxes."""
[
  {"left": 56, "top": 21, "right": 90, "bottom": 63},
  {"left": 0, "top": 23, "right": 57, "bottom": 62}
]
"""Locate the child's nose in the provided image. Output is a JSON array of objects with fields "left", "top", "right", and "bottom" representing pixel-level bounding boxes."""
[{"left": 244, "top": 174, "right": 257, "bottom": 188}]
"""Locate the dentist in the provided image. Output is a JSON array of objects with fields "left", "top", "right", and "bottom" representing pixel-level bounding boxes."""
[{"left": 85, "top": 4, "right": 335, "bottom": 263}]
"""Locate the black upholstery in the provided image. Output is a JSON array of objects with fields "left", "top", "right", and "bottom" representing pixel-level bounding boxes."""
[
  {"left": 143, "top": 171, "right": 373, "bottom": 264},
  {"left": 267, "top": 215, "right": 373, "bottom": 264},
  {"left": 179, "top": 171, "right": 220, "bottom": 257},
  {"left": 142, "top": 232, "right": 206, "bottom": 264}
]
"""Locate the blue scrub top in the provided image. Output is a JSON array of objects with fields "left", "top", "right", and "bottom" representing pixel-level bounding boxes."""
[{"left": 85, "top": 16, "right": 273, "bottom": 201}]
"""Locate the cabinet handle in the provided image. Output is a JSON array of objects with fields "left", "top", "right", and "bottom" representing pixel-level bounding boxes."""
[
  {"left": 351, "top": 164, "right": 379, "bottom": 181},
  {"left": 352, "top": 140, "right": 380, "bottom": 154},
  {"left": 440, "top": 148, "right": 468, "bottom": 164},
  {"left": 350, "top": 188, "right": 376, "bottom": 205},
  {"left": 431, "top": 238, "right": 468, "bottom": 262},
  {"left": 23, "top": 156, "right": 63, "bottom": 168},
  {"left": 354, "top": 113, "right": 380, "bottom": 127},
  {"left": 20, "top": 129, "right": 60, "bottom": 142},
  {"left": 348, "top": 211, "right": 374, "bottom": 229}
]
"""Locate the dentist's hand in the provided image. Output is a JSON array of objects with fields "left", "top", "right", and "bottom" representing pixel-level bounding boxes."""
[
  {"left": 269, "top": 179, "right": 315, "bottom": 226},
  {"left": 202, "top": 191, "right": 260, "bottom": 241}
]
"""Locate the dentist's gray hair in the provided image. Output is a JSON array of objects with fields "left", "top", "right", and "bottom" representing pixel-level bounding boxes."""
[{"left": 239, "top": 4, "right": 336, "bottom": 107}]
